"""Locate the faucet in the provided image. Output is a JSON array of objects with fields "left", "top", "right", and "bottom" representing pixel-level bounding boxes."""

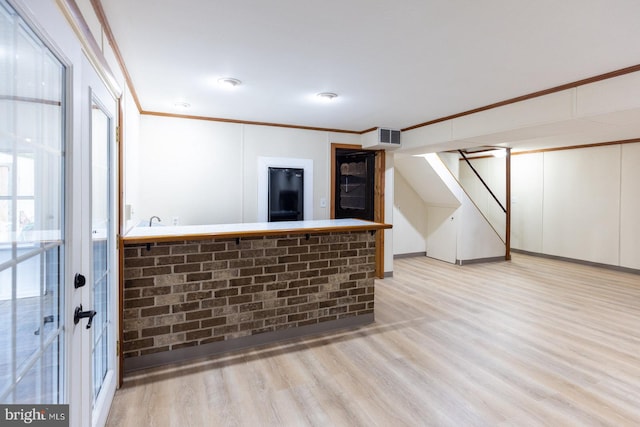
[{"left": 149, "top": 216, "right": 161, "bottom": 227}]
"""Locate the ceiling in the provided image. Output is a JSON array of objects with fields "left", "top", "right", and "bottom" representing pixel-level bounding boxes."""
[{"left": 100, "top": 0, "right": 640, "bottom": 134}]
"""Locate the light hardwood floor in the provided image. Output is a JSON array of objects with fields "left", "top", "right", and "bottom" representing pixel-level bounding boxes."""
[{"left": 106, "top": 254, "right": 640, "bottom": 426}]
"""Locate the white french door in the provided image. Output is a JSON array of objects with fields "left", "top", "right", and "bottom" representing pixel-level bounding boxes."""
[
  {"left": 1, "top": 1, "right": 118, "bottom": 426},
  {"left": 0, "top": 0, "right": 66, "bottom": 406},
  {"left": 69, "top": 56, "right": 118, "bottom": 427}
]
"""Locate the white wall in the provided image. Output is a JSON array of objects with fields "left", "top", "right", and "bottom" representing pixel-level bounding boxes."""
[
  {"left": 459, "top": 156, "right": 507, "bottom": 240},
  {"left": 542, "top": 145, "right": 621, "bottom": 264},
  {"left": 620, "top": 143, "right": 640, "bottom": 269},
  {"left": 511, "top": 153, "right": 543, "bottom": 251},
  {"left": 242, "top": 125, "right": 331, "bottom": 222},
  {"left": 393, "top": 169, "right": 427, "bottom": 255},
  {"left": 426, "top": 206, "right": 457, "bottom": 263},
  {"left": 136, "top": 117, "right": 348, "bottom": 225},
  {"left": 510, "top": 142, "right": 640, "bottom": 269},
  {"left": 138, "top": 116, "right": 244, "bottom": 225},
  {"left": 384, "top": 154, "right": 394, "bottom": 273},
  {"left": 122, "top": 85, "right": 141, "bottom": 232}
]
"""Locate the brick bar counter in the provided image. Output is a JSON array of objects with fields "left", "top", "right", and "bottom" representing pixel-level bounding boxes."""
[{"left": 120, "top": 219, "right": 391, "bottom": 372}]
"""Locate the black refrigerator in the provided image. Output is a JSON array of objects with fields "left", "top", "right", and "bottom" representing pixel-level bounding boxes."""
[{"left": 268, "top": 167, "right": 304, "bottom": 222}]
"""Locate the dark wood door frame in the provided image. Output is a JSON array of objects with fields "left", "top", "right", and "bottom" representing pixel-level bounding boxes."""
[{"left": 330, "top": 143, "right": 386, "bottom": 278}]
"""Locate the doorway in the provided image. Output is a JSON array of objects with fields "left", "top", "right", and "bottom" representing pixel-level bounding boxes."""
[
  {"left": 330, "top": 144, "right": 385, "bottom": 278},
  {"left": 334, "top": 149, "right": 376, "bottom": 221}
]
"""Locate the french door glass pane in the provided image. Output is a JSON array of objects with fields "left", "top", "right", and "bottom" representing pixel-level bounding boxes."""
[
  {"left": 0, "top": 0, "right": 65, "bottom": 404},
  {"left": 91, "top": 100, "right": 111, "bottom": 401}
]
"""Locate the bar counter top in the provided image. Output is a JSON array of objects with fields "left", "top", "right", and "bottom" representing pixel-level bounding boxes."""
[{"left": 123, "top": 218, "right": 391, "bottom": 244}]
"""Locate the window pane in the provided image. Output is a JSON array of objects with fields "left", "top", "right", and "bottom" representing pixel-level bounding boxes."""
[
  {"left": 17, "top": 199, "right": 34, "bottom": 239},
  {"left": 15, "top": 152, "right": 34, "bottom": 197},
  {"left": 13, "top": 359, "right": 39, "bottom": 404},
  {"left": 12, "top": 337, "right": 60, "bottom": 404},
  {"left": 15, "top": 254, "right": 42, "bottom": 373},
  {"left": 0, "top": 267, "right": 11, "bottom": 394},
  {"left": 0, "top": 160, "right": 10, "bottom": 197},
  {"left": 91, "top": 102, "right": 111, "bottom": 400},
  {"left": 41, "top": 246, "right": 61, "bottom": 339}
]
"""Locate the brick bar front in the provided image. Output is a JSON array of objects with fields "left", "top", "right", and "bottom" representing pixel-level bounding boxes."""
[{"left": 122, "top": 231, "right": 376, "bottom": 371}]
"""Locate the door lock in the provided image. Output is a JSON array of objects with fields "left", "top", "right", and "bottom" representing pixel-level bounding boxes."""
[
  {"left": 74, "top": 305, "right": 97, "bottom": 329},
  {"left": 74, "top": 273, "right": 86, "bottom": 288}
]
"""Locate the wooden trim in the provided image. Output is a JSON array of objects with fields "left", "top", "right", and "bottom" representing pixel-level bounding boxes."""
[
  {"left": 374, "top": 150, "right": 386, "bottom": 278},
  {"left": 512, "top": 138, "right": 640, "bottom": 156},
  {"left": 121, "top": 222, "right": 391, "bottom": 245},
  {"left": 90, "top": 0, "right": 142, "bottom": 112},
  {"left": 457, "top": 154, "right": 495, "bottom": 161},
  {"left": 359, "top": 127, "right": 379, "bottom": 135},
  {"left": 457, "top": 138, "right": 640, "bottom": 161},
  {"left": 141, "top": 110, "right": 362, "bottom": 134},
  {"left": 505, "top": 148, "right": 511, "bottom": 261},
  {"left": 402, "top": 64, "right": 640, "bottom": 132},
  {"left": 117, "top": 237, "right": 125, "bottom": 386}
]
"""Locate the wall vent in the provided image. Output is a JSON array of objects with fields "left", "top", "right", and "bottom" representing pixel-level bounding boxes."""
[
  {"left": 379, "top": 128, "right": 401, "bottom": 145},
  {"left": 361, "top": 127, "right": 402, "bottom": 150}
]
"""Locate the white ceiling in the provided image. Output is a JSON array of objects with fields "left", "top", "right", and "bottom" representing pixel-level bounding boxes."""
[{"left": 100, "top": 0, "right": 640, "bottom": 133}]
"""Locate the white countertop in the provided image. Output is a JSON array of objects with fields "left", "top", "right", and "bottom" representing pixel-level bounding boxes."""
[{"left": 123, "top": 219, "right": 390, "bottom": 242}]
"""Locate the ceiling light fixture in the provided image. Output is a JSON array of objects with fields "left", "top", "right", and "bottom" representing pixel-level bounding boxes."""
[
  {"left": 492, "top": 148, "right": 507, "bottom": 158},
  {"left": 316, "top": 92, "right": 338, "bottom": 102},
  {"left": 218, "top": 77, "right": 241, "bottom": 89}
]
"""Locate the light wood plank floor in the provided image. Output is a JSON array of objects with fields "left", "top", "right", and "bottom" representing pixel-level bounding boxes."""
[{"left": 106, "top": 254, "right": 640, "bottom": 426}]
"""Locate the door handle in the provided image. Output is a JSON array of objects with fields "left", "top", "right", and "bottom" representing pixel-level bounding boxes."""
[{"left": 74, "top": 305, "right": 97, "bottom": 329}]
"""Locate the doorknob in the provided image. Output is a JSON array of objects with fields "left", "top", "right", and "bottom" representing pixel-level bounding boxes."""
[{"left": 74, "top": 305, "right": 97, "bottom": 329}]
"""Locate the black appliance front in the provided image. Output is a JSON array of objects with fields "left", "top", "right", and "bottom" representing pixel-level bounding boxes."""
[{"left": 268, "top": 167, "right": 304, "bottom": 222}]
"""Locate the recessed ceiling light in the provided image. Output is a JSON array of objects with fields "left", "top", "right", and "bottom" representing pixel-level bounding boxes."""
[
  {"left": 316, "top": 92, "right": 338, "bottom": 102},
  {"left": 218, "top": 77, "right": 241, "bottom": 89},
  {"left": 174, "top": 102, "right": 191, "bottom": 109}
]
